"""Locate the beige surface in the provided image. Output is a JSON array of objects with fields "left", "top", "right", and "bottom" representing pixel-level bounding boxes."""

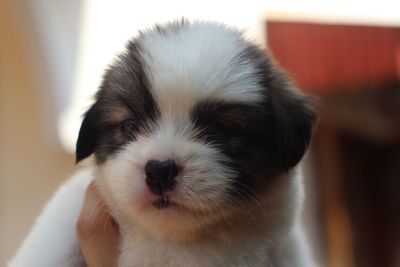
[{"left": 0, "top": 1, "right": 75, "bottom": 265}]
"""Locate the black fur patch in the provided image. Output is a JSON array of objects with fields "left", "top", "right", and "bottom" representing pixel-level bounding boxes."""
[
  {"left": 191, "top": 101, "right": 280, "bottom": 196},
  {"left": 76, "top": 42, "right": 159, "bottom": 163},
  {"left": 190, "top": 44, "right": 317, "bottom": 198},
  {"left": 239, "top": 44, "right": 317, "bottom": 170}
]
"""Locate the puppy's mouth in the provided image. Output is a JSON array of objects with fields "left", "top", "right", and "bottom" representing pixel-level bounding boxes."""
[
  {"left": 148, "top": 194, "right": 216, "bottom": 216},
  {"left": 150, "top": 195, "right": 198, "bottom": 214},
  {"left": 151, "top": 197, "right": 171, "bottom": 209},
  {"left": 151, "top": 195, "right": 182, "bottom": 210}
]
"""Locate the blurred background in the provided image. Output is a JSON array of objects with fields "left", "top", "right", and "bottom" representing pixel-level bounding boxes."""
[{"left": 1, "top": 0, "right": 399, "bottom": 266}]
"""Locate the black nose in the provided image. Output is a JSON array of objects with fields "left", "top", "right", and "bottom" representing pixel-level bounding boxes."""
[{"left": 145, "top": 159, "right": 179, "bottom": 195}]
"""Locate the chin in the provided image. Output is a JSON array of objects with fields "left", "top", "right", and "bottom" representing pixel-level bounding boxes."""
[{"left": 10, "top": 19, "right": 317, "bottom": 267}]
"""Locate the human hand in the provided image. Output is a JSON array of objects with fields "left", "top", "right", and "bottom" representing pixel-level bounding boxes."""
[{"left": 77, "top": 182, "right": 119, "bottom": 267}]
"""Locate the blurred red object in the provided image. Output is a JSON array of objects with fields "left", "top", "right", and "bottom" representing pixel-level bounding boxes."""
[{"left": 267, "top": 21, "right": 400, "bottom": 95}]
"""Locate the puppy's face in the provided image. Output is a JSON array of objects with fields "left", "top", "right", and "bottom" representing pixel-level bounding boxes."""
[{"left": 76, "top": 22, "right": 316, "bottom": 239}]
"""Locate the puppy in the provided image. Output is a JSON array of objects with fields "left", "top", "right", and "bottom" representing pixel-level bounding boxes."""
[{"left": 10, "top": 20, "right": 317, "bottom": 267}]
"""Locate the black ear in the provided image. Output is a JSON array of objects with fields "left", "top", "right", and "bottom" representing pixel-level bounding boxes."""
[
  {"left": 271, "top": 86, "right": 317, "bottom": 170},
  {"left": 76, "top": 104, "right": 99, "bottom": 163}
]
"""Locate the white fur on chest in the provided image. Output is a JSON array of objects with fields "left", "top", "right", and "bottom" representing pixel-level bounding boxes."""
[{"left": 118, "top": 235, "right": 272, "bottom": 267}]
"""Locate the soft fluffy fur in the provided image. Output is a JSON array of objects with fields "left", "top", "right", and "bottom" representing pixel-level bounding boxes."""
[{"left": 10, "top": 20, "right": 317, "bottom": 267}]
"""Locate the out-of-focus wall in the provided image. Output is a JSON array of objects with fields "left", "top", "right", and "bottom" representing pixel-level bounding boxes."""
[
  {"left": 267, "top": 20, "right": 400, "bottom": 267},
  {"left": 0, "top": 1, "right": 75, "bottom": 265}
]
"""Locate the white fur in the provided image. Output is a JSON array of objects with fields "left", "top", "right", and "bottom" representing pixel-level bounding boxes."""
[{"left": 139, "top": 22, "right": 264, "bottom": 106}]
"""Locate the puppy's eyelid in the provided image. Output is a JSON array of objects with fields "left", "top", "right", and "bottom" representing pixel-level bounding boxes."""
[
  {"left": 204, "top": 126, "right": 219, "bottom": 136},
  {"left": 203, "top": 123, "right": 232, "bottom": 138},
  {"left": 121, "top": 118, "right": 138, "bottom": 133}
]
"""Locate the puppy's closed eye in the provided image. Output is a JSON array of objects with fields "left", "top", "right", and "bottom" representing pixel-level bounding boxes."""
[
  {"left": 121, "top": 119, "right": 139, "bottom": 137},
  {"left": 203, "top": 124, "right": 229, "bottom": 137},
  {"left": 194, "top": 123, "right": 232, "bottom": 145}
]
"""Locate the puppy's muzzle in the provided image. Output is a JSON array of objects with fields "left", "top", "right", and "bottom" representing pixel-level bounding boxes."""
[{"left": 145, "top": 159, "right": 179, "bottom": 195}]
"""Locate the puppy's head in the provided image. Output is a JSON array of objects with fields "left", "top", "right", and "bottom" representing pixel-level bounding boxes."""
[{"left": 76, "top": 21, "right": 316, "bottom": 240}]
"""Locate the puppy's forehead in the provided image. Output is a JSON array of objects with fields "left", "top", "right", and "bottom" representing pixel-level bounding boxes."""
[{"left": 137, "top": 22, "right": 264, "bottom": 111}]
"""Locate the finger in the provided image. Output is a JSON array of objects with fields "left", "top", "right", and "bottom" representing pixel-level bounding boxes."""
[
  {"left": 77, "top": 183, "right": 117, "bottom": 237},
  {"left": 77, "top": 182, "right": 119, "bottom": 267}
]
